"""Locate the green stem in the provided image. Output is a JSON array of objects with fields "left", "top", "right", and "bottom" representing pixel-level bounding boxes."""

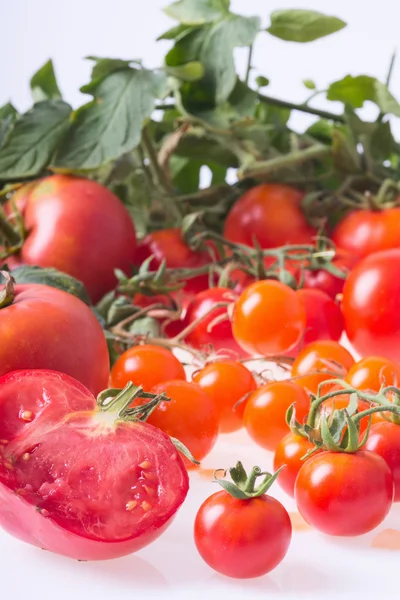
[
  {"left": 377, "top": 50, "right": 397, "bottom": 123},
  {"left": 0, "top": 207, "right": 21, "bottom": 247},
  {"left": 0, "top": 270, "right": 15, "bottom": 309},
  {"left": 245, "top": 45, "right": 253, "bottom": 85},
  {"left": 239, "top": 145, "right": 331, "bottom": 179},
  {"left": 257, "top": 91, "right": 345, "bottom": 122}
]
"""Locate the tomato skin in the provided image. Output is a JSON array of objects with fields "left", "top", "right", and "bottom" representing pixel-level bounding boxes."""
[
  {"left": 273, "top": 433, "right": 314, "bottom": 497},
  {"left": 150, "top": 380, "right": 219, "bottom": 467},
  {"left": 10, "top": 175, "right": 137, "bottom": 303},
  {"left": 332, "top": 208, "right": 400, "bottom": 261},
  {"left": 243, "top": 381, "right": 310, "bottom": 451},
  {"left": 342, "top": 249, "right": 400, "bottom": 361},
  {"left": 365, "top": 422, "right": 400, "bottom": 501},
  {"left": 223, "top": 183, "right": 316, "bottom": 248},
  {"left": 232, "top": 280, "right": 306, "bottom": 356},
  {"left": 0, "top": 283, "right": 109, "bottom": 394},
  {"left": 346, "top": 356, "right": 400, "bottom": 392},
  {"left": 0, "top": 370, "right": 189, "bottom": 560},
  {"left": 194, "top": 490, "right": 292, "bottom": 578},
  {"left": 291, "top": 340, "right": 355, "bottom": 395},
  {"left": 295, "top": 450, "right": 393, "bottom": 536},
  {"left": 192, "top": 360, "right": 257, "bottom": 433},
  {"left": 302, "top": 253, "right": 357, "bottom": 300},
  {"left": 110, "top": 344, "right": 185, "bottom": 392}
]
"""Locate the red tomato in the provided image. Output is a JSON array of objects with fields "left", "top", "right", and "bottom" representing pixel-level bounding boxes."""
[
  {"left": 288, "top": 289, "right": 344, "bottom": 356},
  {"left": 365, "top": 422, "right": 400, "bottom": 501},
  {"left": 149, "top": 380, "right": 219, "bottom": 467},
  {"left": 182, "top": 287, "right": 245, "bottom": 356},
  {"left": 295, "top": 450, "right": 393, "bottom": 535},
  {"left": 346, "top": 356, "right": 400, "bottom": 391},
  {"left": 0, "top": 370, "right": 188, "bottom": 560},
  {"left": 110, "top": 345, "right": 185, "bottom": 392},
  {"left": 302, "top": 252, "right": 357, "bottom": 300},
  {"left": 192, "top": 360, "right": 257, "bottom": 433},
  {"left": 194, "top": 490, "right": 291, "bottom": 578},
  {"left": 342, "top": 249, "right": 400, "bottom": 361},
  {"left": 8, "top": 175, "right": 137, "bottom": 303},
  {"left": 273, "top": 433, "right": 314, "bottom": 497},
  {"left": 243, "top": 381, "right": 310, "bottom": 451},
  {"left": 291, "top": 340, "right": 355, "bottom": 395},
  {"left": 232, "top": 280, "right": 306, "bottom": 356},
  {"left": 223, "top": 183, "right": 316, "bottom": 248},
  {"left": 332, "top": 207, "right": 400, "bottom": 261},
  {"left": 0, "top": 282, "right": 109, "bottom": 394}
]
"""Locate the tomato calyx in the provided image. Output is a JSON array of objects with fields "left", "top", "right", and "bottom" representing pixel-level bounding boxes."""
[
  {"left": 0, "top": 269, "right": 15, "bottom": 308},
  {"left": 0, "top": 206, "right": 22, "bottom": 254},
  {"left": 213, "top": 461, "right": 284, "bottom": 500}
]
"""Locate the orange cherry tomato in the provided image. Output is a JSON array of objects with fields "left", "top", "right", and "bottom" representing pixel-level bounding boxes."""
[
  {"left": 345, "top": 356, "right": 400, "bottom": 392},
  {"left": 273, "top": 433, "right": 314, "bottom": 497}
]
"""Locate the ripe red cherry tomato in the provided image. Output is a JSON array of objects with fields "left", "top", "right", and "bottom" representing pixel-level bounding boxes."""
[
  {"left": 223, "top": 183, "right": 316, "bottom": 248},
  {"left": 0, "top": 370, "right": 189, "bottom": 560},
  {"left": 0, "top": 281, "right": 109, "bottom": 394},
  {"left": 232, "top": 280, "right": 306, "bottom": 356},
  {"left": 243, "top": 381, "right": 310, "bottom": 451},
  {"left": 342, "top": 249, "right": 400, "bottom": 361},
  {"left": 8, "top": 175, "right": 137, "bottom": 303},
  {"left": 302, "top": 252, "right": 357, "bottom": 300},
  {"left": 295, "top": 450, "right": 393, "bottom": 536},
  {"left": 332, "top": 207, "right": 400, "bottom": 261},
  {"left": 110, "top": 345, "right": 186, "bottom": 392},
  {"left": 192, "top": 360, "right": 257, "bottom": 433},
  {"left": 149, "top": 380, "right": 219, "bottom": 467},
  {"left": 345, "top": 356, "right": 400, "bottom": 391},
  {"left": 273, "top": 433, "right": 314, "bottom": 497},
  {"left": 365, "top": 422, "right": 400, "bottom": 501},
  {"left": 291, "top": 340, "right": 355, "bottom": 395}
]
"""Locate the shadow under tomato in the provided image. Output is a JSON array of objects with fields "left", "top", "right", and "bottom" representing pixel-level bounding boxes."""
[{"left": 209, "top": 572, "right": 282, "bottom": 593}]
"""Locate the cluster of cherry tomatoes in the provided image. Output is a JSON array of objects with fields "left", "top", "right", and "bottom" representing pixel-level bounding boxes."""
[{"left": 2, "top": 175, "right": 400, "bottom": 578}]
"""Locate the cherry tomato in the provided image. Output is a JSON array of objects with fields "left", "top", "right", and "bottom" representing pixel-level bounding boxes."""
[
  {"left": 0, "top": 282, "right": 109, "bottom": 394},
  {"left": 232, "top": 280, "right": 306, "bottom": 356},
  {"left": 194, "top": 491, "right": 291, "bottom": 578},
  {"left": 149, "top": 380, "right": 219, "bottom": 467},
  {"left": 273, "top": 433, "right": 314, "bottom": 497},
  {"left": 182, "top": 287, "right": 245, "bottom": 356},
  {"left": 0, "top": 370, "right": 188, "bottom": 560},
  {"left": 291, "top": 340, "right": 355, "bottom": 395},
  {"left": 342, "top": 249, "right": 400, "bottom": 361},
  {"left": 365, "top": 422, "right": 400, "bottom": 501},
  {"left": 110, "top": 345, "right": 185, "bottom": 392},
  {"left": 223, "top": 183, "right": 316, "bottom": 248},
  {"left": 8, "top": 175, "right": 137, "bottom": 303},
  {"left": 243, "top": 381, "right": 310, "bottom": 451},
  {"left": 192, "top": 360, "right": 257, "bottom": 433},
  {"left": 332, "top": 207, "right": 400, "bottom": 261},
  {"left": 302, "top": 252, "right": 357, "bottom": 300},
  {"left": 295, "top": 450, "right": 393, "bottom": 536},
  {"left": 346, "top": 356, "right": 400, "bottom": 391}
]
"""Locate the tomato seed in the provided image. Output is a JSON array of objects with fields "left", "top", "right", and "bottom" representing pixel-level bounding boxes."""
[
  {"left": 22, "top": 453, "right": 30, "bottom": 461},
  {"left": 125, "top": 500, "right": 138, "bottom": 511},
  {"left": 4, "top": 462, "right": 13, "bottom": 470},
  {"left": 141, "top": 501, "right": 152, "bottom": 512},
  {"left": 143, "top": 471, "right": 158, "bottom": 481},
  {"left": 19, "top": 410, "right": 34, "bottom": 422},
  {"left": 143, "top": 485, "right": 156, "bottom": 496},
  {"left": 139, "top": 460, "right": 151, "bottom": 469}
]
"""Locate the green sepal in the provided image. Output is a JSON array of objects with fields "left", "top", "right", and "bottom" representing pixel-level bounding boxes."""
[{"left": 213, "top": 461, "right": 284, "bottom": 499}]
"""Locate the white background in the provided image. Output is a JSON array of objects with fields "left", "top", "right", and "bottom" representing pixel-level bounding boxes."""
[{"left": 2, "top": 1, "right": 400, "bottom": 598}]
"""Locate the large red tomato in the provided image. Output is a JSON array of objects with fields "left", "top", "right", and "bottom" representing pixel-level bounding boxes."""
[
  {"left": 0, "top": 281, "right": 109, "bottom": 394},
  {"left": 332, "top": 208, "right": 400, "bottom": 260},
  {"left": 0, "top": 370, "right": 189, "bottom": 560},
  {"left": 7, "top": 175, "right": 137, "bottom": 303},
  {"left": 223, "top": 184, "right": 316, "bottom": 248},
  {"left": 342, "top": 249, "right": 400, "bottom": 361}
]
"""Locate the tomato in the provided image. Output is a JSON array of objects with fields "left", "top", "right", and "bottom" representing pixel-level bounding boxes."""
[
  {"left": 332, "top": 207, "right": 400, "bottom": 261},
  {"left": 182, "top": 287, "right": 245, "bottom": 356},
  {"left": 110, "top": 344, "right": 185, "bottom": 392},
  {"left": 365, "top": 422, "right": 400, "bottom": 501},
  {"left": 291, "top": 340, "right": 355, "bottom": 395},
  {"left": 149, "top": 380, "right": 219, "bottom": 467},
  {"left": 302, "top": 252, "right": 357, "bottom": 300},
  {"left": 346, "top": 356, "right": 400, "bottom": 391},
  {"left": 232, "top": 280, "right": 306, "bottom": 356},
  {"left": 0, "top": 370, "right": 188, "bottom": 560},
  {"left": 192, "top": 360, "right": 257, "bottom": 433},
  {"left": 223, "top": 183, "right": 316, "bottom": 248},
  {"left": 0, "top": 282, "right": 109, "bottom": 394},
  {"left": 342, "top": 249, "right": 400, "bottom": 361},
  {"left": 243, "top": 381, "right": 310, "bottom": 451},
  {"left": 8, "top": 175, "right": 137, "bottom": 303},
  {"left": 288, "top": 289, "right": 344, "bottom": 356},
  {"left": 194, "top": 488, "right": 291, "bottom": 578},
  {"left": 273, "top": 433, "right": 314, "bottom": 497},
  {"left": 295, "top": 450, "right": 393, "bottom": 535}
]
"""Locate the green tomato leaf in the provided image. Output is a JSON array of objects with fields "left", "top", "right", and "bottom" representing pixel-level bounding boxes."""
[
  {"left": 0, "top": 100, "right": 71, "bottom": 180},
  {"left": 267, "top": 9, "right": 346, "bottom": 43},
  {"left": 327, "top": 75, "right": 376, "bottom": 108},
  {"left": 255, "top": 75, "right": 270, "bottom": 88},
  {"left": 157, "top": 24, "right": 195, "bottom": 41},
  {"left": 164, "top": 0, "right": 230, "bottom": 25},
  {"left": 166, "top": 61, "right": 205, "bottom": 81},
  {"left": 30, "top": 59, "right": 62, "bottom": 102},
  {"left": 306, "top": 119, "right": 334, "bottom": 144},
  {"left": 84, "top": 57, "right": 139, "bottom": 89},
  {"left": 303, "top": 79, "right": 316, "bottom": 90},
  {"left": 369, "top": 121, "right": 396, "bottom": 162},
  {"left": 52, "top": 67, "right": 166, "bottom": 171},
  {"left": 0, "top": 103, "right": 18, "bottom": 120},
  {"left": 374, "top": 80, "right": 400, "bottom": 117},
  {"left": 332, "top": 128, "right": 362, "bottom": 174}
]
